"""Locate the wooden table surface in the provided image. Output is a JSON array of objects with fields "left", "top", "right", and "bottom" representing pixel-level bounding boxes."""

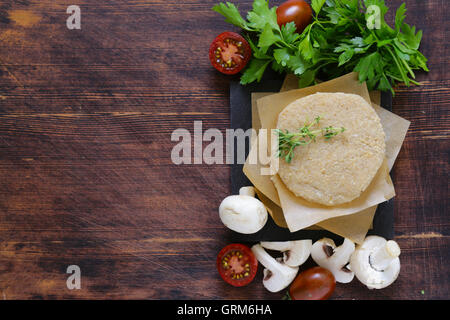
[{"left": 0, "top": 0, "right": 448, "bottom": 300}]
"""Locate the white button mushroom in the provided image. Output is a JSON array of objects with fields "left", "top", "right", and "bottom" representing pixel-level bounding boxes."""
[
  {"left": 218, "top": 186, "right": 268, "bottom": 234},
  {"left": 349, "top": 235, "right": 401, "bottom": 289},
  {"left": 260, "top": 240, "right": 312, "bottom": 267},
  {"left": 251, "top": 244, "right": 299, "bottom": 293},
  {"left": 310, "top": 238, "right": 355, "bottom": 283}
]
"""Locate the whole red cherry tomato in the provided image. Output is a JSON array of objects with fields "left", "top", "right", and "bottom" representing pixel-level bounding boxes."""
[
  {"left": 276, "top": 0, "right": 313, "bottom": 34},
  {"left": 217, "top": 243, "right": 258, "bottom": 287},
  {"left": 209, "top": 32, "right": 252, "bottom": 75},
  {"left": 289, "top": 266, "right": 336, "bottom": 300}
]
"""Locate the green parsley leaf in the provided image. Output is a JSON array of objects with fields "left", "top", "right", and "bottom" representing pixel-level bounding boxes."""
[
  {"left": 354, "top": 52, "right": 383, "bottom": 82},
  {"left": 394, "top": 3, "right": 407, "bottom": 32},
  {"left": 212, "top": 2, "right": 249, "bottom": 30},
  {"left": 323, "top": 6, "right": 341, "bottom": 24},
  {"left": 240, "top": 58, "right": 271, "bottom": 84},
  {"left": 298, "top": 33, "right": 315, "bottom": 60},
  {"left": 246, "top": 0, "right": 279, "bottom": 31},
  {"left": 311, "top": 0, "right": 326, "bottom": 15},
  {"left": 273, "top": 48, "right": 291, "bottom": 67},
  {"left": 338, "top": 49, "right": 354, "bottom": 66},
  {"left": 411, "top": 51, "right": 429, "bottom": 72},
  {"left": 245, "top": 35, "right": 271, "bottom": 60},
  {"left": 398, "top": 23, "right": 422, "bottom": 50},
  {"left": 350, "top": 37, "right": 366, "bottom": 47},
  {"left": 378, "top": 73, "right": 392, "bottom": 92},
  {"left": 298, "top": 69, "right": 317, "bottom": 88},
  {"left": 258, "top": 23, "right": 281, "bottom": 48},
  {"left": 287, "top": 54, "right": 309, "bottom": 75},
  {"left": 281, "top": 22, "right": 300, "bottom": 44}
]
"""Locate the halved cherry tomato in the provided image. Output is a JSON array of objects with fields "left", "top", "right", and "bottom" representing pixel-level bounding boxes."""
[
  {"left": 289, "top": 266, "right": 336, "bottom": 300},
  {"left": 217, "top": 243, "right": 258, "bottom": 287},
  {"left": 209, "top": 32, "right": 252, "bottom": 75},
  {"left": 277, "top": 0, "right": 313, "bottom": 34}
]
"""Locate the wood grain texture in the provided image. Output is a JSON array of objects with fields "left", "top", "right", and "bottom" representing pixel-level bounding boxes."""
[{"left": 0, "top": 0, "right": 448, "bottom": 300}]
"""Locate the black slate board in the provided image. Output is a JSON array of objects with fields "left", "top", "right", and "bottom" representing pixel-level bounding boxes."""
[{"left": 229, "top": 78, "right": 394, "bottom": 243}]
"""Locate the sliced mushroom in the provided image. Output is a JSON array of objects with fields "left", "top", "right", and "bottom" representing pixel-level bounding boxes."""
[
  {"left": 251, "top": 244, "right": 298, "bottom": 293},
  {"left": 260, "top": 240, "right": 312, "bottom": 267},
  {"left": 350, "top": 236, "right": 401, "bottom": 289},
  {"left": 310, "top": 238, "right": 355, "bottom": 283},
  {"left": 219, "top": 186, "right": 268, "bottom": 234}
]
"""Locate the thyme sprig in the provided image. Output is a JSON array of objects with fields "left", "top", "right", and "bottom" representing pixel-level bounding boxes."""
[{"left": 276, "top": 116, "right": 345, "bottom": 163}]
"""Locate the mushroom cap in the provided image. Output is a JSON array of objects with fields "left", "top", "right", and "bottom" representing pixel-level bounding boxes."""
[
  {"left": 262, "top": 260, "right": 298, "bottom": 293},
  {"left": 311, "top": 238, "right": 355, "bottom": 283},
  {"left": 219, "top": 195, "right": 268, "bottom": 234},
  {"left": 261, "top": 240, "right": 312, "bottom": 267},
  {"left": 251, "top": 244, "right": 298, "bottom": 292},
  {"left": 350, "top": 236, "right": 401, "bottom": 289}
]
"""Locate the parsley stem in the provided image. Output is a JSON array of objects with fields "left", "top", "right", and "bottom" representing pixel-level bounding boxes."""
[
  {"left": 385, "top": 46, "right": 410, "bottom": 85},
  {"left": 401, "top": 56, "right": 416, "bottom": 79},
  {"left": 386, "top": 72, "right": 421, "bottom": 85}
]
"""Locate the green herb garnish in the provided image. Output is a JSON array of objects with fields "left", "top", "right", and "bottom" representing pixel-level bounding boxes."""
[
  {"left": 212, "top": 0, "right": 428, "bottom": 94},
  {"left": 276, "top": 116, "right": 345, "bottom": 163}
]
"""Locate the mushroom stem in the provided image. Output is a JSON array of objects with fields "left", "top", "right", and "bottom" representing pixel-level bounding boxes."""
[
  {"left": 239, "top": 186, "right": 255, "bottom": 197},
  {"left": 369, "top": 240, "right": 401, "bottom": 271}
]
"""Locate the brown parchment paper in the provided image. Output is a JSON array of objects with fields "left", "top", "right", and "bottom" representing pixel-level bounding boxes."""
[
  {"left": 281, "top": 73, "right": 381, "bottom": 105},
  {"left": 250, "top": 92, "right": 273, "bottom": 145},
  {"left": 372, "top": 103, "right": 410, "bottom": 170},
  {"left": 243, "top": 73, "right": 408, "bottom": 243},
  {"left": 251, "top": 92, "right": 292, "bottom": 228}
]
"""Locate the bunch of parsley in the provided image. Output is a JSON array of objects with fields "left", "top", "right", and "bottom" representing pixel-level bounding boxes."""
[{"left": 213, "top": 0, "right": 428, "bottom": 94}]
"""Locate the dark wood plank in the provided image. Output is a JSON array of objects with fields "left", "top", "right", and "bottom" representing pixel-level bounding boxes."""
[{"left": 0, "top": 0, "right": 448, "bottom": 300}]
